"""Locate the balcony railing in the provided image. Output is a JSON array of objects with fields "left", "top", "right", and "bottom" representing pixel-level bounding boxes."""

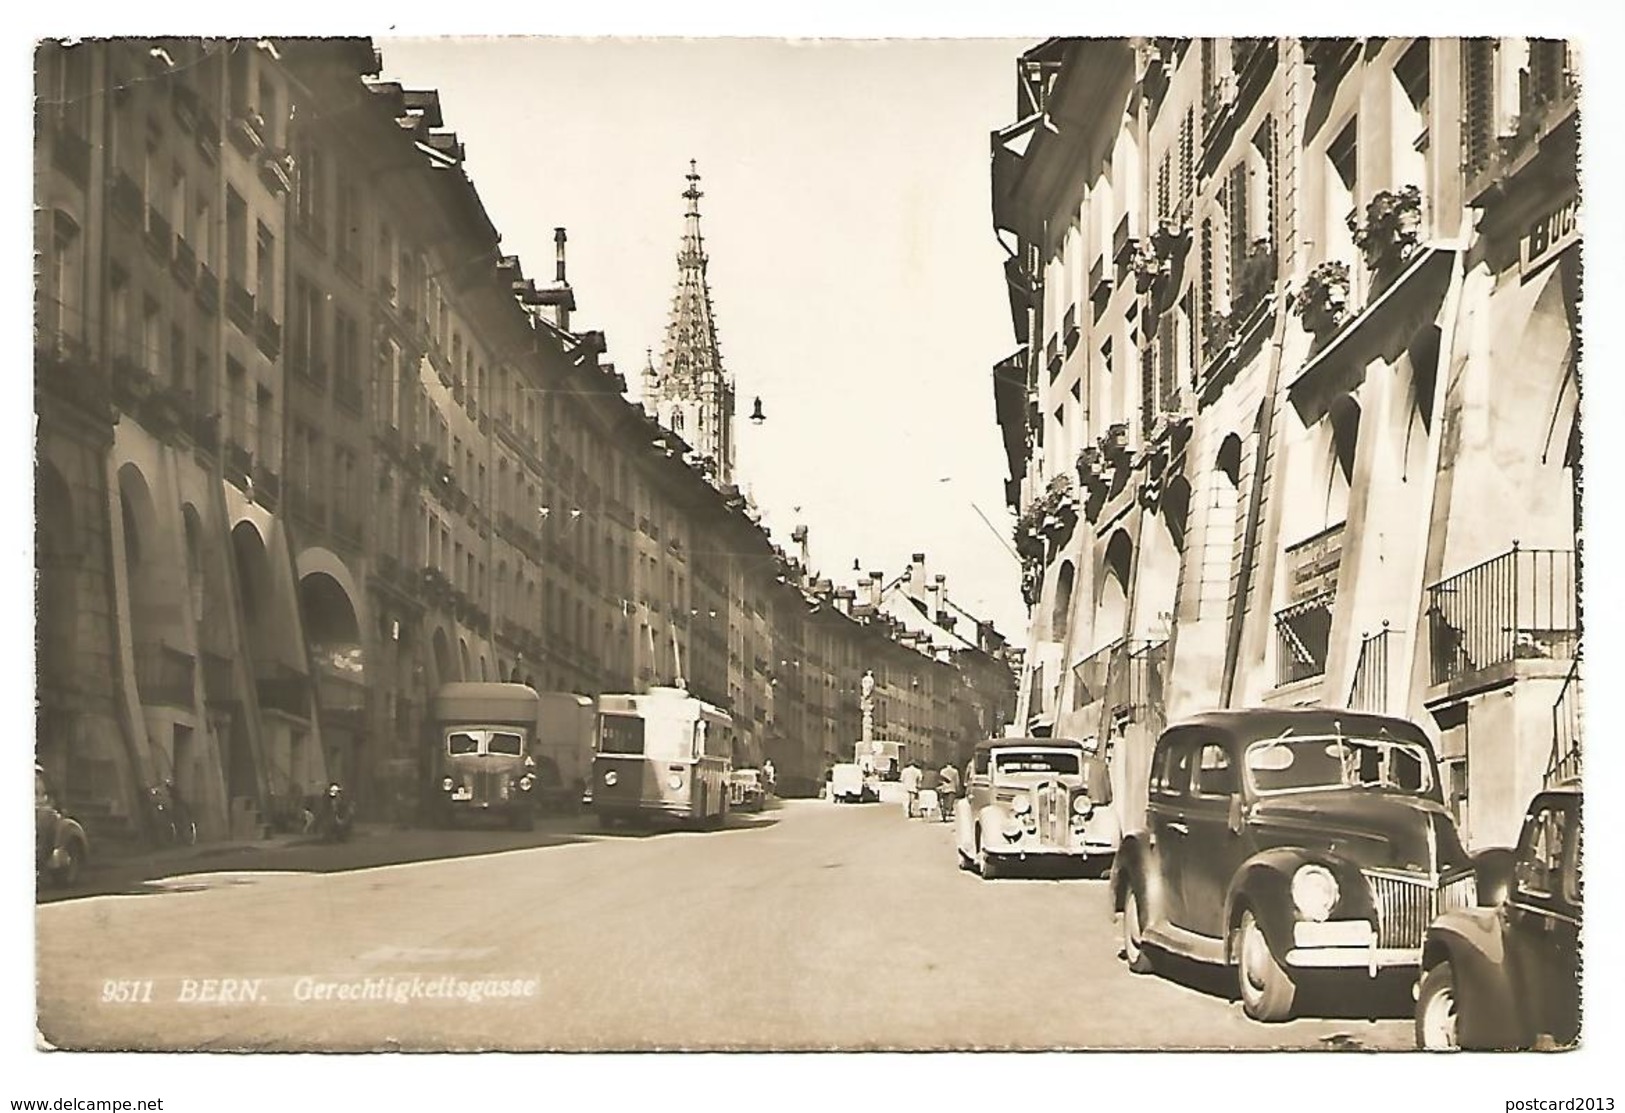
[
  {"left": 195, "top": 265, "right": 219, "bottom": 315},
  {"left": 225, "top": 279, "right": 255, "bottom": 332},
  {"left": 134, "top": 643, "right": 195, "bottom": 707},
  {"left": 1544, "top": 657, "right": 1582, "bottom": 788},
  {"left": 1072, "top": 638, "right": 1122, "bottom": 710},
  {"left": 1426, "top": 545, "right": 1577, "bottom": 686},
  {"left": 1275, "top": 589, "right": 1336, "bottom": 686},
  {"left": 256, "top": 668, "right": 309, "bottom": 719},
  {"left": 254, "top": 311, "right": 282, "bottom": 360},
  {"left": 1348, "top": 623, "right": 1401, "bottom": 713},
  {"left": 1109, "top": 638, "right": 1169, "bottom": 721}
]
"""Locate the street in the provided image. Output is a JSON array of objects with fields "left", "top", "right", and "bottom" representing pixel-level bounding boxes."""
[{"left": 37, "top": 797, "right": 1412, "bottom": 1051}]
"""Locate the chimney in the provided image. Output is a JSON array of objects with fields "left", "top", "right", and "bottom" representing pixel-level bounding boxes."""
[
  {"left": 867, "top": 571, "right": 884, "bottom": 611},
  {"left": 931, "top": 573, "right": 948, "bottom": 623},
  {"left": 909, "top": 553, "right": 928, "bottom": 605},
  {"left": 554, "top": 226, "right": 568, "bottom": 283},
  {"left": 834, "top": 587, "right": 854, "bottom": 617}
]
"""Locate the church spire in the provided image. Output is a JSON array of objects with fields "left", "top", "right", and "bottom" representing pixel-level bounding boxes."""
[{"left": 648, "top": 160, "right": 736, "bottom": 487}]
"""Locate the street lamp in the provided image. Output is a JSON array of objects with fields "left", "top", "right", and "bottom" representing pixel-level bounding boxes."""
[{"left": 749, "top": 396, "right": 766, "bottom": 425}]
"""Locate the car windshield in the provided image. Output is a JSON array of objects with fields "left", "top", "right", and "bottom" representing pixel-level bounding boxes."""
[
  {"left": 994, "top": 751, "right": 1080, "bottom": 777},
  {"left": 1244, "top": 734, "right": 1433, "bottom": 796},
  {"left": 486, "top": 732, "right": 524, "bottom": 757},
  {"left": 447, "top": 730, "right": 525, "bottom": 757}
]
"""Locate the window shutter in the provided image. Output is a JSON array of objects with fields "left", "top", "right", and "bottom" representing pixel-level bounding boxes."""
[
  {"left": 1158, "top": 311, "right": 1177, "bottom": 413},
  {"left": 1228, "top": 160, "right": 1250, "bottom": 302},
  {"left": 1199, "top": 218, "right": 1214, "bottom": 366},
  {"left": 1463, "top": 38, "right": 1496, "bottom": 175},
  {"left": 1157, "top": 152, "right": 1172, "bottom": 226},
  {"left": 1180, "top": 108, "right": 1195, "bottom": 213}
]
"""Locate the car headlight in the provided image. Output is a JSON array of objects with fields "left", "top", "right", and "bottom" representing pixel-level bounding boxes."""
[
  {"left": 603, "top": 770, "right": 619, "bottom": 787},
  {"left": 1011, "top": 793, "right": 1032, "bottom": 815},
  {"left": 1001, "top": 814, "right": 1025, "bottom": 840},
  {"left": 1291, "top": 863, "right": 1340, "bottom": 922},
  {"left": 1072, "top": 794, "right": 1094, "bottom": 817},
  {"left": 519, "top": 775, "right": 534, "bottom": 791},
  {"left": 441, "top": 777, "right": 454, "bottom": 791},
  {"left": 668, "top": 773, "right": 684, "bottom": 790}
]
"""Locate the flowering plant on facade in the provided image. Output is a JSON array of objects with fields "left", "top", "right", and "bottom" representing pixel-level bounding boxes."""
[
  {"left": 1348, "top": 185, "right": 1422, "bottom": 280},
  {"left": 1295, "top": 259, "right": 1351, "bottom": 336}
]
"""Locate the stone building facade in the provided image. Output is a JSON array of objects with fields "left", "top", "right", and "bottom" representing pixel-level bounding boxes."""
[
  {"left": 991, "top": 37, "right": 1579, "bottom": 849},
  {"left": 34, "top": 36, "right": 1016, "bottom": 842}
]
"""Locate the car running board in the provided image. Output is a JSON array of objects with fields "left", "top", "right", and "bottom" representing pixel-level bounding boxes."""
[{"left": 1142, "top": 920, "right": 1228, "bottom": 965}]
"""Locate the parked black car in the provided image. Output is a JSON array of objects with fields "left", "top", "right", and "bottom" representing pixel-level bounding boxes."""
[
  {"left": 36, "top": 765, "right": 89, "bottom": 888},
  {"left": 1416, "top": 784, "right": 1581, "bottom": 1049},
  {"left": 1112, "top": 708, "right": 1481, "bottom": 1022}
]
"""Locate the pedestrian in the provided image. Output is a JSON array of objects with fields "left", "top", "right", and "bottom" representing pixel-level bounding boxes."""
[
  {"left": 899, "top": 759, "right": 922, "bottom": 818},
  {"left": 937, "top": 760, "right": 961, "bottom": 823}
]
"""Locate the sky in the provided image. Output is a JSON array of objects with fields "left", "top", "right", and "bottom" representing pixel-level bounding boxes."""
[{"left": 377, "top": 37, "right": 1033, "bottom": 642}]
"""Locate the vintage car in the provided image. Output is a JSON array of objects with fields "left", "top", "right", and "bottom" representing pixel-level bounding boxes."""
[
  {"left": 955, "top": 737, "right": 1116, "bottom": 879},
  {"left": 1112, "top": 708, "right": 1481, "bottom": 1022},
  {"left": 1416, "top": 784, "right": 1581, "bottom": 1050},
  {"left": 36, "top": 765, "right": 89, "bottom": 888},
  {"left": 829, "top": 762, "right": 879, "bottom": 804},
  {"left": 728, "top": 768, "right": 768, "bottom": 812}
]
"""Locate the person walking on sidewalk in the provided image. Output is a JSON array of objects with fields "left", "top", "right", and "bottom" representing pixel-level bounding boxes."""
[
  {"left": 936, "top": 761, "right": 961, "bottom": 823},
  {"left": 899, "top": 759, "right": 923, "bottom": 818}
]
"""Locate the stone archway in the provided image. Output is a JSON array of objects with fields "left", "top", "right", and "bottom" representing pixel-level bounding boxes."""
[
  {"left": 118, "top": 464, "right": 175, "bottom": 709},
  {"left": 431, "top": 627, "right": 455, "bottom": 689},
  {"left": 300, "top": 568, "right": 365, "bottom": 799},
  {"left": 1096, "top": 528, "right": 1134, "bottom": 650}
]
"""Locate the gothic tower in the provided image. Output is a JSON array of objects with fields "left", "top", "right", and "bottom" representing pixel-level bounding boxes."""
[{"left": 642, "top": 161, "right": 737, "bottom": 487}]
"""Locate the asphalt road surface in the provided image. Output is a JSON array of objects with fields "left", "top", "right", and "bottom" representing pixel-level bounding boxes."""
[{"left": 36, "top": 797, "right": 1413, "bottom": 1050}]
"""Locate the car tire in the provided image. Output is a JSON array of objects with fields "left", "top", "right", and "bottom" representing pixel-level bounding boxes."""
[
  {"left": 1415, "top": 963, "right": 1462, "bottom": 1051},
  {"left": 1236, "top": 907, "right": 1296, "bottom": 1022},
  {"left": 976, "top": 835, "right": 1002, "bottom": 880},
  {"left": 1122, "top": 885, "right": 1155, "bottom": 974},
  {"left": 52, "top": 840, "right": 83, "bottom": 888}
]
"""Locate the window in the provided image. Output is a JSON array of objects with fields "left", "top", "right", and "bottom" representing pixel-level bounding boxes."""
[
  {"left": 1515, "top": 803, "right": 1572, "bottom": 898},
  {"left": 170, "top": 165, "right": 187, "bottom": 243},
  {"left": 226, "top": 189, "right": 247, "bottom": 284},
  {"left": 1150, "top": 736, "right": 1196, "bottom": 797},
  {"left": 257, "top": 74, "right": 278, "bottom": 146},
  {"left": 141, "top": 298, "right": 160, "bottom": 373},
  {"left": 194, "top": 192, "right": 212, "bottom": 263},
  {"left": 1194, "top": 743, "right": 1238, "bottom": 796},
  {"left": 1325, "top": 120, "right": 1359, "bottom": 269},
  {"left": 255, "top": 222, "right": 276, "bottom": 310}
]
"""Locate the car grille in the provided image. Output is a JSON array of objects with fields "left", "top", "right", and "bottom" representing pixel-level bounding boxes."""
[
  {"left": 1034, "top": 783, "right": 1070, "bottom": 846},
  {"left": 1363, "top": 870, "right": 1477, "bottom": 949}
]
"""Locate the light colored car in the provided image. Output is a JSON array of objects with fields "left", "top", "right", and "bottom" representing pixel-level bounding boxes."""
[
  {"left": 728, "top": 768, "right": 767, "bottom": 812},
  {"left": 955, "top": 737, "right": 1116, "bottom": 879},
  {"left": 830, "top": 763, "right": 879, "bottom": 804}
]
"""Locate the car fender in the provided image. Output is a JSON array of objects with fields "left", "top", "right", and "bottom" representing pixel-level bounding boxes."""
[
  {"left": 1223, "top": 847, "right": 1371, "bottom": 963},
  {"left": 975, "top": 804, "right": 1009, "bottom": 853},
  {"left": 1421, "top": 910, "right": 1527, "bottom": 1049},
  {"left": 57, "top": 817, "right": 89, "bottom": 860},
  {"left": 1111, "top": 833, "right": 1170, "bottom": 921}
]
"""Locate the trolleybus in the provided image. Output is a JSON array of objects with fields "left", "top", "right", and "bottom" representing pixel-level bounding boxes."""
[{"left": 587, "top": 687, "right": 734, "bottom": 828}]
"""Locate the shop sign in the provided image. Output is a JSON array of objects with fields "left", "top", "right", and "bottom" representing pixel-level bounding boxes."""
[{"left": 1521, "top": 197, "right": 1579, "bottom": 278}]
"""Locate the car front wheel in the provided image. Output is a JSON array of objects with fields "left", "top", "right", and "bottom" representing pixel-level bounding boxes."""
[
  {"left": 1415, "top": 963, "right": 1462, "bottom": 1050},
  {"left": 1122, "top": 885, "right": 1155, "bottom": 973},
  {"left": 51, "top": 841, "right": 83, "bottom": 888},
  {"left": 1236, "top": 908, "right": 1296, "bottom": 1022}
]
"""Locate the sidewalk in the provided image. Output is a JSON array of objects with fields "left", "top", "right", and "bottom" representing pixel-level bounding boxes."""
[{"left": 89, "top": 821, "right": 397, "bottom": 869}]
